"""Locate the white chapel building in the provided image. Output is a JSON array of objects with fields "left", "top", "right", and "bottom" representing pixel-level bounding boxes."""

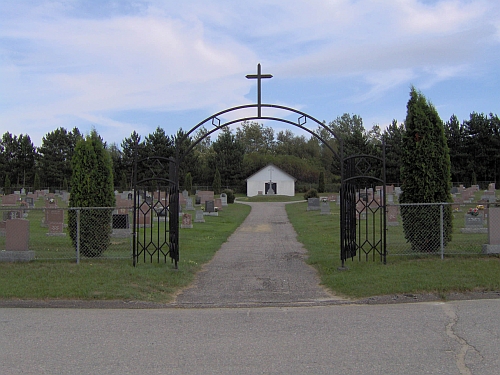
[{"left": 246, "top": 164, "right": 296, "bottom": 197}]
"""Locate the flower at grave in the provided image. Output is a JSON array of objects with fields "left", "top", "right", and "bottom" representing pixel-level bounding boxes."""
[
  {"left": 476, "top": 205, "right": 484, "bottom": 210},
  {"left": 467, "top": 207, "right": 479, "bottom": 216}
]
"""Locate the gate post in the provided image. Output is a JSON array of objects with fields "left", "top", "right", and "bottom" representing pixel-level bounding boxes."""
[{"left": 169, "top": 157, "right": 179, "bottom": 268}]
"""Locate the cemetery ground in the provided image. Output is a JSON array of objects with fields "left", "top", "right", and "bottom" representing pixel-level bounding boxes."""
[{"left": 1, "top": 193, "right": 500, "bottom": 305}]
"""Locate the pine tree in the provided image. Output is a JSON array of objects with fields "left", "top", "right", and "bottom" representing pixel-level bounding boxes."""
[
  {"left": 4, "top": 174, "right": 11, "bottom": 195},
  {"left": 68, "top": 130, "right": 115, "bottom": 257},
  {"left": 318, "top": 171, "right": 325, "bottom": 193},
  {"left": 213, "top": 168, "right": 221, "bottom": 195},
  {"left": 400, "top": 87, "right": 453, "bottom": 252},
  {"left": 184, "top": 172, "right": 193, "bottom": 194}
]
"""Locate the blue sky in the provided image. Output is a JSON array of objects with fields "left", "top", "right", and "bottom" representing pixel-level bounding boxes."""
[{"left": 1, "top": 0, "right": 499, "bottom": 147}]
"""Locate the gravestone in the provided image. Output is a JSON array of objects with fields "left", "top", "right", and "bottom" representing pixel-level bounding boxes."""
[
  {"left": 112, "top": 214, "right": 129, "bottom": 229},
  {"left": 220, "top": 193, "right": 228, "bottom": 206},
  {"left": 461, "top": 214, "right": 487, "bottom": 233},
  {"left": 198, "top": 191, "right": 214, "bottom": 204},
  {"left": 182, "top": 190, "right": 189, "bottom": 199},
  {"left": 214, "top": 198, "right": 223, "bottom": 211},
  {"left": 24, "top": 197, "right": 34, "bottom": 207},
  {"left": 387, "top": 205, "right": 399, "bottom": 226},
  {"left": 483, "top": 207, "right": 500, "bottom": 254},
  {"left": 3, "top": 210, "right": 22, "bottom": 221},
  {"left": 194, "top": 210, "right": 205, "bottom": 223},
  {"left": 181, "top": 213, "right": 193, "bottom": 229},
  {"left": 481, "top": 191, "right": 496, "bottom": 203},
  {"left": 46, "top": 209, "right": 66, "bottom": 236},
  {"left": 185, "top": 197, "right": 194, "bottom": 210},
  {"left": 0, "top": 219, "right": 35, "bottom": 262},
  {"left": 179, "top": 192, "right": 187, "bottom": 205},
  {"left": 195, "top": 196, "right": 201, "bottom": 205},
  {"left": 320, "top": 200, "right": 331, "bottom": 215},
  {"left": 204, "top": 200, "right": 218, "bottom": 216},
  {"left": 307, "top": 198, "right": 320, "bottom": 211},
  {"left": 1, "top": 194, "right": 18, "bottom": 206}
]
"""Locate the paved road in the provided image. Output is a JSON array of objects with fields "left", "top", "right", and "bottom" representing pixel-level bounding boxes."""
[
  {"left": 173, "top": 201, "right": 341, "bottom": 307},
  {"left": 1, "top": 202, "right": 499, "bottom": 374},
  {"left": 1, "top": 300, "right": 499, "bottom": 374}
]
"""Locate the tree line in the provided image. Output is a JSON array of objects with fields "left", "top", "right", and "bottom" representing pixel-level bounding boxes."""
[{"left": 1, "top": 110, "right": 499, "bottom": 194}]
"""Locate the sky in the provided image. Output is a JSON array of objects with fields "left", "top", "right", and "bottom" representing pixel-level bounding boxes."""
[{"left": 1, "top": 0, "right": 499, "bottom": 147}]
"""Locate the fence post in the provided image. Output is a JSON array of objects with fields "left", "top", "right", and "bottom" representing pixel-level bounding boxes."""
[
  {"left": 440, "top": 204, "right": 444, "bottom": 260},
  {"left": 76, "top": 208, "right": 80, "bottom": 264}
]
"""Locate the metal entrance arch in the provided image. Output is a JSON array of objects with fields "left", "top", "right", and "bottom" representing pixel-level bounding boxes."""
[{"left": 140, "top": 63, "right": 386, "bottom": 268}]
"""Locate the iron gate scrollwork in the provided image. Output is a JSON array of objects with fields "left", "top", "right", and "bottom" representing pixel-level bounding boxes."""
[
  {"left": 133, "top": 156, "right": 179, "bottom": 268},
  {"left": 340, "top": 150, "right": 387, "bottom": 267}
]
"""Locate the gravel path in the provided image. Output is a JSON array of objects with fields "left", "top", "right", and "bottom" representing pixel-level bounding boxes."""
[{"left": 172, "top": 201, "right": 344, "bottom": 307}]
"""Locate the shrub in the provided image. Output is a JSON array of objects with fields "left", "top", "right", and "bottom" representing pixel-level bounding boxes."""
[
  {"left": 304, "top": 188, "right": 319, "bottom": 200},
  {"left": 222, "top": 189, "right": 235, "bottom": 204}
]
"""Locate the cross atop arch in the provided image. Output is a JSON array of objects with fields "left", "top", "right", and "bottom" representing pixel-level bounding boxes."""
[{"left": 246, "top": 63, "right": 273, "bottom": 118}]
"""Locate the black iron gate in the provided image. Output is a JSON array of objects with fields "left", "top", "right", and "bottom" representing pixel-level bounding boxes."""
[
  {"left": 340, "top": 150, "right": 387, "bottom": 267},
  {"left": 132, "top": 156, "right": 179, "bottom": 268}
]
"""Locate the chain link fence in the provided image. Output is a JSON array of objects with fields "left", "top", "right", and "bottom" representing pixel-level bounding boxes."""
[
  {"left": 0, "top": 206, "right": 133, "bottom": 261},
  {"left": 387, "top": 202, "right": 498, "bottom": 256}
]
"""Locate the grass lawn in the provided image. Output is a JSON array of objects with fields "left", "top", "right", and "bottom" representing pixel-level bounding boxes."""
[
  {"left": 285, "top": 200, "right": 500, "bottom": 299},
  {"left": 1, "top": 193, "right": 499, "bottom": 302},
  {"left": 0, "top": 202, "right": 251, "bottom": 303}
]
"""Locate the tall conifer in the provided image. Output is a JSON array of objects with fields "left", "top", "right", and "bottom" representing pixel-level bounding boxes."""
[{"left": 400, "top": 87, "right": 453, "bottom": 252}]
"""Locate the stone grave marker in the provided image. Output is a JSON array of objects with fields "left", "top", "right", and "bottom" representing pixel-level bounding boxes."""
[
  {"left": 182, "top": 190, "right": 189, "bottom": 199},
  {"left": 46, "top": 209, "right": 66, "bottom": 236},
  {"left": 461, "top": 213, "right": 487, "bottom": 233},
  {"left": 387, "top": 205, "right": 399, "bottom": 226},
  {"left": 194, "top": 210, "right": 205, "bottom": 223},
  {"left": 220, "top": 193, "right": 228, "bottom": 206},
  {"left": 185, "top": 197, "right": 194, "bottom": 210},
  {"left": 307, "top": 198, "right": 320, "bottom": 211},
  {"left": 320, "top": 200, "right": 331, "bottom": 215},
  {"left": 205, "top": 200, "right": 215, "bottom": 212},
  {"left": 112, "top": 213, "right": 130, "bottom": 237},
  {"left": 198, "top": 191, "right": 214, "bottom": 204},
  {"left": 204, "top": 200, "right": 218, "bottom": 216},
  {"left": 181, "top": 213, "right": 193, "bottom": 229},
  {"left": 1, "top": 194, "right": 18, "bottom": 206},
  {"left": 24, "top": 197, "right": 34, "bottom": 207},
  {"left": 0, "top": 218, "right": 35, "bottom": 262},
  {"left": 214, "top": 198, "right": 223, "bottom": 211},
  {"left": 483, "top": 207, "right": 500, "bottom": 254},
  {"left": 3, "top": 210, "right": 22, "bottom": 221}
]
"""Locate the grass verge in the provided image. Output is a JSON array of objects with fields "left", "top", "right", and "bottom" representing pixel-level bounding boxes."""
[
  {"left": 285, "top": 201, "right": 500, "bottom": 299},
  {"left": 0, "top": 203, "right": 251, "bottom": 303}
]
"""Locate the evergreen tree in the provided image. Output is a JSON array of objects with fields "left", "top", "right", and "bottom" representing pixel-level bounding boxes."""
[
  {"left": 318, "top": 171, "right": 325, "bottom": 193},
  {"left": 184, "top": 172, "right": 193, "bottom": 194},
  {"left": 213, "top": 168, "right": 221, "bottom": 194},
  {"left": 68, "top": 130, "right": 115, "bottom": 257},
  {"left": 33, "top": 172, "right": 41, "bottom": 192},
  {"left": 4, "top": 174, "right": 11, "bottom": 195},
  {"left": 400, "top": 87, "right": 452, "bottom": 252}
]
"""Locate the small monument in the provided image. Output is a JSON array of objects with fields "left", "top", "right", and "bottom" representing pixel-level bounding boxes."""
[
  {"left": 483, "top": 207, "right": 500, "bottom": 254},
  {"left": 181, "top": 213, "right": 193, "bottom": 229},
  {"left": 0, "top": 218, "right": 35, "bottom": 262}
]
